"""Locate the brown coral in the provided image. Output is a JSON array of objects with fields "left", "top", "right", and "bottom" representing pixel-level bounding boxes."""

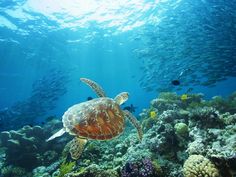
[{"left": 183, "top": 155, "right": 220, "bottom": 177}]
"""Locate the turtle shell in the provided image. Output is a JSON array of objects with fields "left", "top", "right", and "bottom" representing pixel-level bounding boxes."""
[{"left": 62, "top": 97, "right": 125, "bottom": 140}]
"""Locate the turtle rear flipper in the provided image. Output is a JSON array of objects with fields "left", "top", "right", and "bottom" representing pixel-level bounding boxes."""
[
  {"left": 69, "top": 137, "right": 88, "bottom": 160},
  {"left": 123, "top": 110, "right": 143, "bottom": 141},
  {"left": 80, "top": 78, "right": 106, "bottom": 97},
  {"left": 46, "top": 128, "right": 65, "bottom": 142}
]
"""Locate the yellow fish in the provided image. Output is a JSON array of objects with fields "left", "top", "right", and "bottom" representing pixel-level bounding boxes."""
[
  {"left": 150, "top": 111, "right": 157, "bottom": 119},
  {"left": 181, "top": 94, "right": 188, "bottom": 101}
]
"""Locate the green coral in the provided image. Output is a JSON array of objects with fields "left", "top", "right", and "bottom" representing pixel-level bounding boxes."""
[
  {"left": 174, "top": 123, "right": 188, "bottom": 136},
  {"left": 152, "top": 159, "right": 164, "bottom": 176},
  {"left": 58, "top": 161, "right": 76, "bottom": 177}
]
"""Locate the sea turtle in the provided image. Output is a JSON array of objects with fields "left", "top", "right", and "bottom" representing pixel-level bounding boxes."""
[{"left": 47, "top": 78, "right": 143, "bottom": 160}]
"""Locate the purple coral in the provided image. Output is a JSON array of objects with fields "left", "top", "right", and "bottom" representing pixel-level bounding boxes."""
[{"left": 121, "top": 158, "right": 154, "bottom": 177}]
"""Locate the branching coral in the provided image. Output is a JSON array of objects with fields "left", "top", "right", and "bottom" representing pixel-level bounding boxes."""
[
  {"left": 188, "top": 107, "right": 223, "bottom": 128},
  {"left": 207, "top": 92, "right": 236, "bottom": 114}
]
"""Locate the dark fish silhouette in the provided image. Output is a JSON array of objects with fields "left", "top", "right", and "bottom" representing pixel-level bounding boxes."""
[
  {"left": 171, "top": 80, "right": 180, "bottom": 86},
  {"left": 87, "top": 96, "right": 93, "bottom": 101},
  {"left": 123, "top": 104, "right": 137, "bottom": 113}
]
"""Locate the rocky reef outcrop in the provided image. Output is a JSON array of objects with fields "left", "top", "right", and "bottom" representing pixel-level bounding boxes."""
[{"left": 0, "top": 119, "right": 67, "bottom": 173}]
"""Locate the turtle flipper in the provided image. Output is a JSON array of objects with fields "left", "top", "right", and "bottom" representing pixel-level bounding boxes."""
[
  {"left": 123, "top": 110, "right": 143, "bottom": 141},
  {"left": 46, "top": 128, "right": 65, "bottom": 142},
  {"left": 69, "top": 137, "right": 87, "bottom": 160},
  {"left": 80, "top": 78, "right": 106, "bottom": 97},
  {"left": 114, "top": 92, "right": 129, "bottom": 105}
]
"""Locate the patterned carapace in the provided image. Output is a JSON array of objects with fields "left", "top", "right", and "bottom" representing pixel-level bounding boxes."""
[{"left": 63, "top": 98, "right": 125, "bottom": 140}]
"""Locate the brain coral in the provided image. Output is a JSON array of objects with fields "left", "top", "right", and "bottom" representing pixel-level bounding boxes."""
[{"left": 183, "top": 155, "right": 220, "bottom": 177}]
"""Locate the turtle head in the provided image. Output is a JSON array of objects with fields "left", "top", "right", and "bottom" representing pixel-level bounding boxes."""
[{"left": 114, "top": 92, "right": 129, "bottom": 105}]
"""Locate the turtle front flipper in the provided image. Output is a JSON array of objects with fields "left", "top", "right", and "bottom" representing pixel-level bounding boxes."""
[
  {"left": 69, "top": 137, "right": 88, "bottom": 160},
  {"left": 80, "top": 78, "right": 106, "bottom": 97},
  {"left": 114, "top": 92, "right": 129, "bottom": 105},
  {"left": 123, "top": 110, "right": 143, "bottom": 141}
]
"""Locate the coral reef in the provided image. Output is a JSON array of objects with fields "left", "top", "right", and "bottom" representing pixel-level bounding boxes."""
[
  {"left": 174, "top": 122, "right": 188, "bottom": 136},
  {"left": 1, "top": 165, "right": 31, "bottom": 177},
  {"left": 183, "top": 155, "right": 220, "bottom": 177},
  {"left": 207, "top": 92, "right": 236, "bottom": 114},
  {"left": 137, "top": 92, "right": 235, "bottom": 176},
  {"left": 58, "top": 161, "right": 76, "bottom": 177},
  {"left": 188, "top": 106, "right": 223, "bottom": 128},
  {"left": 121, "top": 158, "right": 159, "bottom": 177},
  {"left": 150, "top": 92, "right": 181, "bottom": 113},
  {"left": 0, "top": 119, "right": 67, "bottom": 171},
  {"left": 65, "top": 164, "right": 119, "bottom": 177},
  {"left": 32, "top": 161, "right": 60, "bottom": 177},
  {"left": 0, "top": 125, "right": 46, "bottom": 169},
  {"left": 0, "top": 91, "right": 236, "bottom": 177}
]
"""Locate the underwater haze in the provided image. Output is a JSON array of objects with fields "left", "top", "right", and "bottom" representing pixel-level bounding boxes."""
[{"left": 0, "top": 0, "right": 236, "bottom": 177}]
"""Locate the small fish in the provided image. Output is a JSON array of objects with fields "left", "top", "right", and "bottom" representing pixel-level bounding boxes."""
[
  {"left": 123, "top": 104, "right": 137, "bottom": 113},
  {"left": 150, "top": 111, "right": 157, "bottom": 119},
  {"left": 171, "top": 80, "right": 180, "bottom": 86},
  {"left": 181, "top": 94, "right": 188, "bottom": 101},
  {"left": 87, "top": 96, "right": 93, "bottom": 101}
]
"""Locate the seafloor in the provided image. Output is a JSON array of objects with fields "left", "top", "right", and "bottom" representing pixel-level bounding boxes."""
[{"left": 0, "top": 92, "right": 235, "bottom": 177}]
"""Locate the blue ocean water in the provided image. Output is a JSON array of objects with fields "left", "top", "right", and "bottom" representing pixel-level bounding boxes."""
[{"left": 0, "top": 0, "right": 236, "bottom": 130}]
